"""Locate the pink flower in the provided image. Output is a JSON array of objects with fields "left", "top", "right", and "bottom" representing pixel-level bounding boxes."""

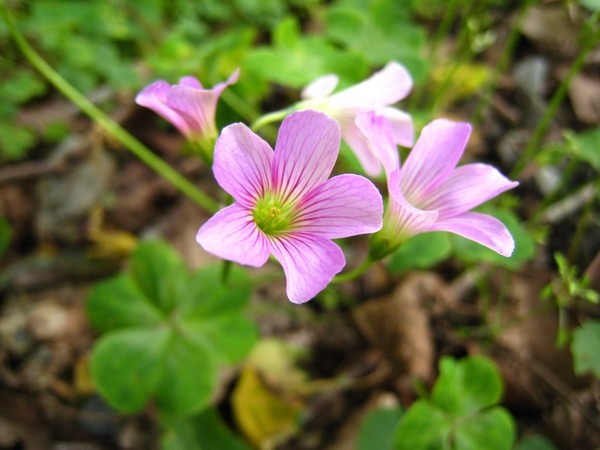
[
  {"left": 135, "top": 69, "right": 239, "bottom": 143},
  {"left": 298, "top": 61, "right": 414, "bottom": 176},
  {"left": 358, "top": 113, "right": 518, "bottom": 258},
  {"left": 196, "top": 110, "right": 383, "bottom": 303}
]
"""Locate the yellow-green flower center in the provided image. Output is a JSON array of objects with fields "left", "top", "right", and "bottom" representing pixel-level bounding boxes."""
[{"left": 252, "top": 196, "right": 297, "bottom": 235}]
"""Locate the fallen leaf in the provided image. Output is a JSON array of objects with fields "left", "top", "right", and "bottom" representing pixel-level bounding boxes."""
[
  {"left": 521, "top": 5, "right": 585, "bottom": 58},
  {"left": 567, "top": 71, "right": 600, "bottom": 124},
  {"left": 232, "top": 365, "right": 302, "bottom": 449},
  {"left": 353, "top": 273, "right": 447, "bottom": 382}
]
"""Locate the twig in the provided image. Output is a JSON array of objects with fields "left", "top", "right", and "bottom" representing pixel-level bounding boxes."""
[{"left": 0, "top": 159, "right": 66, "bottom": 184}]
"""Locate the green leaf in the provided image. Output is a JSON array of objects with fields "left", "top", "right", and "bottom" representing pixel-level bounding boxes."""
[
  {"left": 155, "top": 335, "right": 217, "bottom": 416},
  {"left": 233, "top": 0, "right": 287, "bottom": 28},
  {"left": 569, "top": 127, "right": 600, "bottom": 170},
  {"left": 395, "top": 356, "right": 514, "bottom": 450},
  {"left": 431, "top": 356, "right": 503, "bottom": 416},
  {"left": 183, "top": 314, "right": 258, "bottom": 366},
  {"left": 394, "top": 401, "right": 451, "bottom": 450},
  {"left": 0, "top": 123, "right": 37, "bottom": 162},
  {"left": 453, "top": 407, "right": 515, "bottom": 450},
  {"left": 325, "top": 0, "right": 429, "bottom": 83},
  {"left": 0, "top": 71, "right": 47, "bottom": 105},
  {"left": 130, "top": 240, "right": 188, "bottom": 313},
  {"left": 161, "top": 407, "right": 251, "bottom": 450},
  {"left": 358, "top": 407, "right": 404, "bottom": 450},
  {"left": 182, "top": 264, "right": 252, "bottom": 316},
  {"left": 580, "top": 0, "right": 600, "bottom": 13},
  {"left": 388, "top": 232, "right": 451, "bottom": 273},
  {"left": 42, "top": 121, "right": 70, "bottom": 143},
  {"left": 451, "top": 206, "right": 535, "bottom": 270},
  {"left": 0, "top": 218, "right": 12, "bottom": 257},
  {"left": 571, "top": 320, "right": 600, "bottom": 377},
  {"left": 87, "top": 274, "right": 165, "bottom": 333},
  {"left": 181, "top": 264, "right": 257, "bottom": 365},
  {"left": 244, "top": 17, "right": 369, "bottom": 89},
  {"left": 514, "top": 434, "right": 559, "bottom": 450},
  {"left": 87, "top": 241, "right": 258, "bottom": 416},
  {"left": 91, "top": 328, "right": 169, "bottom": 413}
]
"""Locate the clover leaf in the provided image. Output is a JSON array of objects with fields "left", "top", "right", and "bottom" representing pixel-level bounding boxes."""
[
  {"left": 244, "top": 16, "right": 368, "bottom": 89},
  {"left": 388, "top": 232, "right": 451, "bottom": 273},
  {"left": 87, "top": 240, "right": 258, "bottom": 416},
  {"left": 395, "top": 356, "right": 516, "bottom": 450},
  {"left": 571, "top": 320, "right": 600, "bottom": 377},
  {"left": 325, "top": 0, "right": 429, "bottom": 83}
]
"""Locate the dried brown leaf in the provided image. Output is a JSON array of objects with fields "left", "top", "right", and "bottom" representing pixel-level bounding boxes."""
[
  {"left": 521, "top": 6, "right": 585, "bottom": 58},
  {"left": 353, "top": 273, "right": 448, "bottom": 382},
  {"left": 568, "top": 72, "right": 600, "bottom": 124}
]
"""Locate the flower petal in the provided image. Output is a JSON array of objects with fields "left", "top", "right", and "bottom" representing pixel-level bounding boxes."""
[
  {"left": 212, "top": 123, "right": 273, "bottom": 207},
  {"left": 328, "top": 61, "right": 413, "bottom": 110},
  {"left": 342, "top": 119, "right": 386, "bottom": 176},
  {"left": 379, "top": 107, "right": 414, "bottom": 148},
  {"left": 165, "top": 70, "right": 239, "bottom": 136},
  {"left": 355, "top": 111, "right": 400, "bottom": 176},
  {"left": 270, "top": 233, "right": 345, "bottom": 303},
  {"left": 272, "top": 110, "right": 340, "bottom": 203},
  {"left": 423, "top": 163, "right": 519, "bottom": 218},
  {"left": 135, "top": 81, "right": 190, "bottom": 135},
  {"left": 295, "top": 174, "right": 383, "bottom": 238},
  {"left": 212, "top": 68, "right": 240, "bottom": 95},
  {"left": 167, "top": 86, "right": 219, "bottom": 135},
  {"left": 429, "top": 211, "right": 515, "bottom": 257},
  {"left": 179, "top": 76, "right": 203, "bottom": 89},
  {"left": 301, "top": 74, "right": 339, "bottom": 99},
  {"left": 386, "top": 169, "right": 438, "bottom": 238},
  {"left": 196, "top": 203, "right": 271, "bottom": 266},
  {"left": 399, "top": 119, "right": 471, "bottom": 207}
]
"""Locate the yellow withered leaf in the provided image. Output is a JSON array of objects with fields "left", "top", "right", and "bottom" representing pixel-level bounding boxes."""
[{"left": 232, "top": 365, "right": 302, "bottom": 449}]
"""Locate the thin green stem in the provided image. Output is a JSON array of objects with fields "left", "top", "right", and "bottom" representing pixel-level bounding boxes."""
[
  {"left": 528, "top": 157, "right": 579, "bottom": 225},
  {"left": 219, "top": 88, "right": 260, "bottom": 124},
  {"left": 251, "top": 108, "right": 292, "bottom": 132},
  {"left": 567, "top": 192, "right": 595, "bottom": 263},
  {"left": 1, "top": 3, "right": 219, "bottom": 214},
  {"left": 220, "top": 259, "right": 232, "bottom": 286},
  {"left": 331, "top": 256, "right": 373, "bottom": 284},
  {"left": 473, "top": 0, "right": 534, "bottom": 125},
  {"left": 511, "top": 13, "right": 600, "bottom": 178},
  {"left": 429, "top": 0, "right": 461, "bottom": 61},
  {"left": 429, "top": 1, "right": 481, "bottom": 111}
]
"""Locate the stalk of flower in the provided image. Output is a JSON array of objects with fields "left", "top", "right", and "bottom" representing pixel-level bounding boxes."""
[
  {"left": 251, "top": 62, "right": 414, "bottom": 177},
  {"left": 355, "top": 112, "right": 519, "bottom": 260},
  {"left": 135, "top": 69, "right": 239, "bottom": 164},
  {"left": 196, "top": 110, "right": 383, "bottom": 303}
]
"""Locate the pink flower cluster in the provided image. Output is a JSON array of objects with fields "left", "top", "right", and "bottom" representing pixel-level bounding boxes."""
[{"left": 137, "top": 64, "right": 518, "bottom": 303}]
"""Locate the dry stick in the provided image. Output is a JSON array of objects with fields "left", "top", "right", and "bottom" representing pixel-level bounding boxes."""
[
  {"left": 528, "top": 358, "right": 600, "bottom": 432},
  {"left": 0, "top": 3, "right": 219, "bottom": 214},
  {"left": 0, "top": 159, "right": 66, "bottom": 184}
]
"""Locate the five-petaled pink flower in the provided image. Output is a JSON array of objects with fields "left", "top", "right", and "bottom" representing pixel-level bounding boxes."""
[
  {"left": 135, "top": 69, "right": 239, "bottom": 157},
  {"left": 297, "top": 61, "right": 414, "bottom": 177},
  {"left": 357, "top": 113, "right": 518, "bottom": 258},
  {"left": 196, "top": 110, "right": 383, "bottom": 303}
]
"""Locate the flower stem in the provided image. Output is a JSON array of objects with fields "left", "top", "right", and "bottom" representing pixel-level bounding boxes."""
[
  {"left": 511, "top": 12, "right": 600, "bottom": 179},
  {"left": 332, "top": 257, "right": 374, "bottom": 284},
  {"left": 220, "top": 259, "right": 232, "bottom": 286},
  {"left": 251, "top": 108, "right": 292, "bottom": 132},
  {"left": 473, "top": 0, "right": 533, "bottom": 125},
  {"left": 1, "top": 3, "right": 219, "bottom": 214}
]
